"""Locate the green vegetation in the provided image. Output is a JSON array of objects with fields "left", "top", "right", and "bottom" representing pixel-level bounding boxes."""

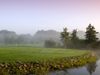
[
  {"left": 0, "top": 47, "right": 97, "bottom": 75},
  {"left": 61, "top": 28, "right": 69, "bottom": 48},
  {"left": 86, "top": 24, "right": 98, "bottom": 44},
  {"left": 60, "top": 24, "right": 99, "bottom": 49},
  {"left": 0, "top": 47, "right": 88, "bottom": 62},
  {"left": 44, "top": 40, "right": 57, "bottom": 48},
  {"left": 85, "top": 24, "right": 99, "bottom": 48}
]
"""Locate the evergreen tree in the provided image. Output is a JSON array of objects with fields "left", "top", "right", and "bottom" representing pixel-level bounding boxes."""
[
  {"left": 85, "top": 24, "right": 98, "bottom": 46},
  {"left": 71, "top": 29, "right": 79, "bottom": 43},
  {"left": 61, "top": 28, "right": 69, "bottom": 48},
  {"left": 70, "top": 29, "right": 79, "bottom": 48}
]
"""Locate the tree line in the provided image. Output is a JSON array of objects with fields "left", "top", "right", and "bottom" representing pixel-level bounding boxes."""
[
  {"left": 45, "top": 24, "right": 100, "bottom": 49},
  {"left": 0, "top": 30, "right": 33, "bottom": 46},
  {"left": 61, "top": 24, "right": 99, "bottom": 49}
]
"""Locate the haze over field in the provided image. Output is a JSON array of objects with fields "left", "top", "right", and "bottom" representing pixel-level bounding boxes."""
[
  {"left": 0, "top": 1, "right": 100, "bottom": 75},
  {"left": 0, "top": 0, "right": 100, "bottom": 34}
]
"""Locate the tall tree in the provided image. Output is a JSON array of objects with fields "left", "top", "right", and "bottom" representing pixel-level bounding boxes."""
[
  {"left": 71, "top": 29, "right": 79, "bottom": 43},
  {"left": 70, "top": 29, "right": 79, "bottom": 48},
  {"left": 85, "top": 24, "right": 98, "bottom": 44},
  {"left": 61, "top": 28, "right": 69, "bottom": 48}
]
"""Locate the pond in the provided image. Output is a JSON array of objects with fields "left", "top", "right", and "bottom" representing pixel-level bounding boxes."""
[{"left": 48, "top": 59, "right": 100, "bottom": 75}]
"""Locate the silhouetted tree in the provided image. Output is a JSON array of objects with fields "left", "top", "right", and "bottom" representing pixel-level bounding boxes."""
[
  {"left": 85, "top": 24, "right": 98, "bottom": 48},
  {"left": 70, "top": 29, "right": 79, "bottom": 48},
  {"left": 61, "top": 28, "right": 69, "bottom": 48},
  {"left": 86, "top": 24, "right": 98, "bottom": 43},
  {"left": 71, "top": 29, "right": 79, "bottom": 43}
]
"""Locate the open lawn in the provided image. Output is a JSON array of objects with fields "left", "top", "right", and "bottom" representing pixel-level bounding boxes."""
[{"left": 0, "top": 47, "right": 89, "bottom": 62}]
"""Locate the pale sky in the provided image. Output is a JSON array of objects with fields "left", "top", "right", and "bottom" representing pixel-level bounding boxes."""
[{"left": 0, "top": 0, "right": 100, "bottom": 35}]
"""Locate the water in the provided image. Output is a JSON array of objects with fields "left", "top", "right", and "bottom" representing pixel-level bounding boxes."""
[{"left": 48, "top": 60, "right": 100, "bottom": 75}]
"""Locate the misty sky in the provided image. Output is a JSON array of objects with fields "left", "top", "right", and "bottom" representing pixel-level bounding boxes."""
[{"left": 0, "top": 0, "right": 100, "bottom": 35}]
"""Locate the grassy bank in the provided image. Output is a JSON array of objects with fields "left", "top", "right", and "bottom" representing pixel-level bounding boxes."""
[{"left": 0, "top": 47, "right": 97, "bottom": 75}]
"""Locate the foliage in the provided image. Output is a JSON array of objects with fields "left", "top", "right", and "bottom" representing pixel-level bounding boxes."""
[
  {"left": 85, "top": 24, "right": 99, "bottom": 49},
  {"left": 0, "top": 50, "right": 96, "bottom": 75},
  {"left": 61, "top": 28, "right": 69, "bottom": 48},
  {"left": 0, "top": 47, "right": 96, "bottom": 75},
  {"left": 60, "top": 24, "right": 99, "bottom": 49},
  {"left": 0, "top": 30, "right": 33, "bottom": 45},
  {"left": 70, "top": 29, "right": 80, "bottom": 48},
  {"left": 44, "top": 40, "right": 57, "bottom": 48},
  {"left": 85, "top": 24, "right": 98, "bottom": 45},
  {"left": 71, "top": 29, "right": 79, "bottom": 43}
]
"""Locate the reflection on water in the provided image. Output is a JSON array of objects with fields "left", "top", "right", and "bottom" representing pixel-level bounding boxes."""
[
  {"left": 48, "top": 60, "right": 100, "bottom": 75},
  {"left": 87, "top": 62, "right": 97, "bottom": 75}
]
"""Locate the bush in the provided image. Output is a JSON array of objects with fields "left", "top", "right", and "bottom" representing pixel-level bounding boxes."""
[{"left": 44, "top": 40, "right": 57, "bottom": 48}]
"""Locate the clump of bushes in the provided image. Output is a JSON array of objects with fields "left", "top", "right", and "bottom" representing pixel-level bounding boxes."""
[{"left": 0, "top": 52, "right": 97, "bottom": 75}]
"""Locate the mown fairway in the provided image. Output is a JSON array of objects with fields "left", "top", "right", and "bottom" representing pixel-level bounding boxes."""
[{"left": 0, "top": 47, "right": 88, "bottom": 62}]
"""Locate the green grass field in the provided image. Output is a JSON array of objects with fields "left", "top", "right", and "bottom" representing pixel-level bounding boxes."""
[{"left": 0, "top": 47, "right": 89, "bottom": 62}]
